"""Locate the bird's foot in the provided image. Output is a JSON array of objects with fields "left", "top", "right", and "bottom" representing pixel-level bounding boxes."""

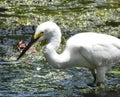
[
  {"left": 97, "top": 82, "right": 106, "bottom": 89},
  {"left": 87, "top": 82, "right": 106, "bottom": 88}
]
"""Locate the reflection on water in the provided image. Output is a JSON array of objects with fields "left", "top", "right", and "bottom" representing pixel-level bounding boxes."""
[{"left": 0, "top": 0, "right": 120, "bottom": 96}]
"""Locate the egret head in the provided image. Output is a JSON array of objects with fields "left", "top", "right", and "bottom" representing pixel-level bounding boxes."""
[
  {"left": 34, "top": 21, "right": 61, "bottom": 41},
  {"left": 17, "top": 21, "right": 61, "bottom": 60}
]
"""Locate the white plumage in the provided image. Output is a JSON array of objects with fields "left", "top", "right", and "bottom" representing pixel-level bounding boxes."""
[{"left": 18, "top": 21, "right": 120, "bottom": 86}]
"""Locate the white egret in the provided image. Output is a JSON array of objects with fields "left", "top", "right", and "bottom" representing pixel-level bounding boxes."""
[{"left": 17, "top": 21, "right": 120, "bottom": 86}]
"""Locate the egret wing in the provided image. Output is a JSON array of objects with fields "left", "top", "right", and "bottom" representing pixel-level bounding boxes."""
[{"left": 80, "top": 43, "right": 120, "bottom": 66}]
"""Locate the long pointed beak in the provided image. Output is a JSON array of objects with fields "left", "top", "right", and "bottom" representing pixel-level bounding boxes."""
[{"left": 17, "top": 37, "right": 39, "bottom": 60}]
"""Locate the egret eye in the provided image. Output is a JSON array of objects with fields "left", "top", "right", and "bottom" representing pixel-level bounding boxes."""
[
  {"left": 34, "top": 32, "right": 44, "bottom": 39},
  {"left": 40, "top": 32, "right": 44, "bottom": 36}
]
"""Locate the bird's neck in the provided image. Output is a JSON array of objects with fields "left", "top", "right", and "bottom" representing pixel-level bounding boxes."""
[
  {"left": 48, "top": 36, "right": 61, "bottom": 50},
  {"left": 44, "top": 36, "right": 72, "bottom": 69},
  {"left": 44, "top": 36, "right": 64, "bottom": 68}
]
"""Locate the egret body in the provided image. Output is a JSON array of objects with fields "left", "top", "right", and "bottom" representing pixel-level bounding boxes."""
[{"left": 17, "top": 21, "right": 120, "bottom": 86}]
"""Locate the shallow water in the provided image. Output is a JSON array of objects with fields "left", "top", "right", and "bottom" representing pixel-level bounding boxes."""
[
  {"left": 0, "top": 0, "right": 120, "bottom": 96},
  {"left": 0, "top": 60, "right": 120, "bottom": 96}
]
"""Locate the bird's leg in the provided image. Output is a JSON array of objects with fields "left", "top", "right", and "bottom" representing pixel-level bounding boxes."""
[
  {"left": 87, "top": 69, "right": 97, "bottom": 87},
  {"left": 90, "top": 69, "right": 96, "bottom": 83},
  {"left": 96, "top": 66, "right": 107, "bottom": 88}
]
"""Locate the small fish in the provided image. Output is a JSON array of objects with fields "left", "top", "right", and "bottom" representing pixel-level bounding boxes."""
[{"left": 17, "top": 40, "right": 36, "bottom": 53}]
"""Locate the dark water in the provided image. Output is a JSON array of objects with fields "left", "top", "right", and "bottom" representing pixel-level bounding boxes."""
[{"left": 0, "top": 0, "right": 120, "bottom": 96}]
